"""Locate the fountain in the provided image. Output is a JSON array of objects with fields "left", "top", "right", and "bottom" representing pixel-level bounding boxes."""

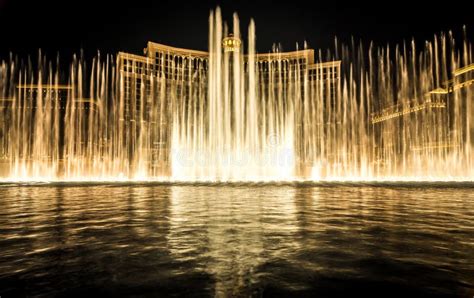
[
  {"left": 0, "top": 8, "right": 472, "bottom": 182},
  {"left": 171, "top": 11, "right": 296, "bottom": 181}
]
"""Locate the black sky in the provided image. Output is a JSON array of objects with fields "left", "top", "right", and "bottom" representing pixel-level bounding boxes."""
[{"left": 0, "top": 0, "right": 472, "bottom": 59}]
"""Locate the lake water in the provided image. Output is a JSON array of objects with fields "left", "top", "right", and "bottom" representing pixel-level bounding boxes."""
[{"left": 0, "top": 182, "right": 473, "bottom": 297}]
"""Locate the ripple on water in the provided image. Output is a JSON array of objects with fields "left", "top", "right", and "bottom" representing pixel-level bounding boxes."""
[{"left": 0, "top": 183, "right": 473, "bottom": 296}]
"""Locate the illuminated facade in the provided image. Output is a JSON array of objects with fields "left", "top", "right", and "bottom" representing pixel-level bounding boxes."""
[
  {"left": 116, "top": 40, "right": 341, "bottom": 164},
  {"left": 370, "top": 61, "right": 474, "bottom": 163},
  {"left": 1, "top": 32, "right": 471, "bottom": 180}
]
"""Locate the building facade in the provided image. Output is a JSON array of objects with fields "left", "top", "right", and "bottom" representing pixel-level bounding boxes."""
[{"left": 117, "top": 40, "right": 341, "bottom": 171}]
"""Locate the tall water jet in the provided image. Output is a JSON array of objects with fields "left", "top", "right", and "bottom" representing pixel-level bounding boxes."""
[
  {"left": 170, "top": 9, "right": 296, "bottom": 181},
  {"left": 0, "top": 9, "right": 472, "bottom": 182}
]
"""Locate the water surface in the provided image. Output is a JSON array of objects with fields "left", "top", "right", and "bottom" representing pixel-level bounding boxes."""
[{"left": 0, "top": 183, "right": 473, "bottom": 296}]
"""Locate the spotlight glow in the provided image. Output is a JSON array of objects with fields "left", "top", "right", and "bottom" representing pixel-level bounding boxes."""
[{"left": 0, "top": 9, "right": 473, "bottom": 182}]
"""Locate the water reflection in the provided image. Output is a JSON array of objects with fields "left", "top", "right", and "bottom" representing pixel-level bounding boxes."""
[
  {"left": 168, "top": 186, "right": 299, "bottom": 296},
  {"left": 0, "top": 184, "right": 473, "bottom": 296}
]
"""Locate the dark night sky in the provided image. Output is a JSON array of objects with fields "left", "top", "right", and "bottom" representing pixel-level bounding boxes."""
[{"left": 0, "top": 0, "right": 472, "bottom": 60}]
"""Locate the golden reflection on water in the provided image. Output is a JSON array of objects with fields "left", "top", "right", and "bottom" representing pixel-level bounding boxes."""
[
  {"left": 168, "top": 186, "right": 298, "bottom": 296},
  {"left": 0, "top": 184, "right": 473, "bottom": 296}
]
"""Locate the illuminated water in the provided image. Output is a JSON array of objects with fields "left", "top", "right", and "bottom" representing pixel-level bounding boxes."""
[
  {"left": 0, "top": 8, "right": 473, "bottom": 181},
  {"left": 0, "top": 183, "right": 473, "bottom": 296}
]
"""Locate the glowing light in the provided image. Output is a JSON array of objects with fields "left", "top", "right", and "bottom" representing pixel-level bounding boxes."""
[
  {"left": 454, "top": 63, "right": 474, "bottom": 76},
  {"left": 0, "top": 8, "right": 473, "bottom": 182}
]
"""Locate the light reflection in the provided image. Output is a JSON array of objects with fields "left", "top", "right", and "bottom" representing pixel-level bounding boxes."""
[
  {"left": 168, "top": 185, "right": 298, "bottom": 295},
  {"left": 0, "top": 185, "right": 473, "bottom": 295}
]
